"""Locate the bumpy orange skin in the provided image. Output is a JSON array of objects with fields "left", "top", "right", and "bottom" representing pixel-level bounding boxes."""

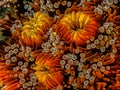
[
  {"left": 20, "top": 12, "right": 52, "bottom": 47},
  {"left": 34, "top": 53, "right": 64, "bottom": 90},
  {"left": 54, "top": 11, "right": 99, "bottom": 46}
]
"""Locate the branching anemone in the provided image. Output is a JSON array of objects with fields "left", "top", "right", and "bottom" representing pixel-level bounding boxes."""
[
  {"left": 33, "top": 53, "right": 64, "bottom": 90},
  {"left": 19, "top": 11, "right": 53, "bottom": 48},
  {"left": 54, "top": 10, "right": 99, "bottom": 46}
]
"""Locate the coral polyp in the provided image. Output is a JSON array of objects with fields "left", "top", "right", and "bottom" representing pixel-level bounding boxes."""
[
  {"left": 33, "top": 53, "right": 64, "bottom": 90},
  {"left": 0, "top": 0, "right": 120, "bottom": 90},
  {"left": 55, "top": 11, "right": 99, "bottom": 46},
  {"left": 20, "top": 11, "right": 52, "bottom": 48}
]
